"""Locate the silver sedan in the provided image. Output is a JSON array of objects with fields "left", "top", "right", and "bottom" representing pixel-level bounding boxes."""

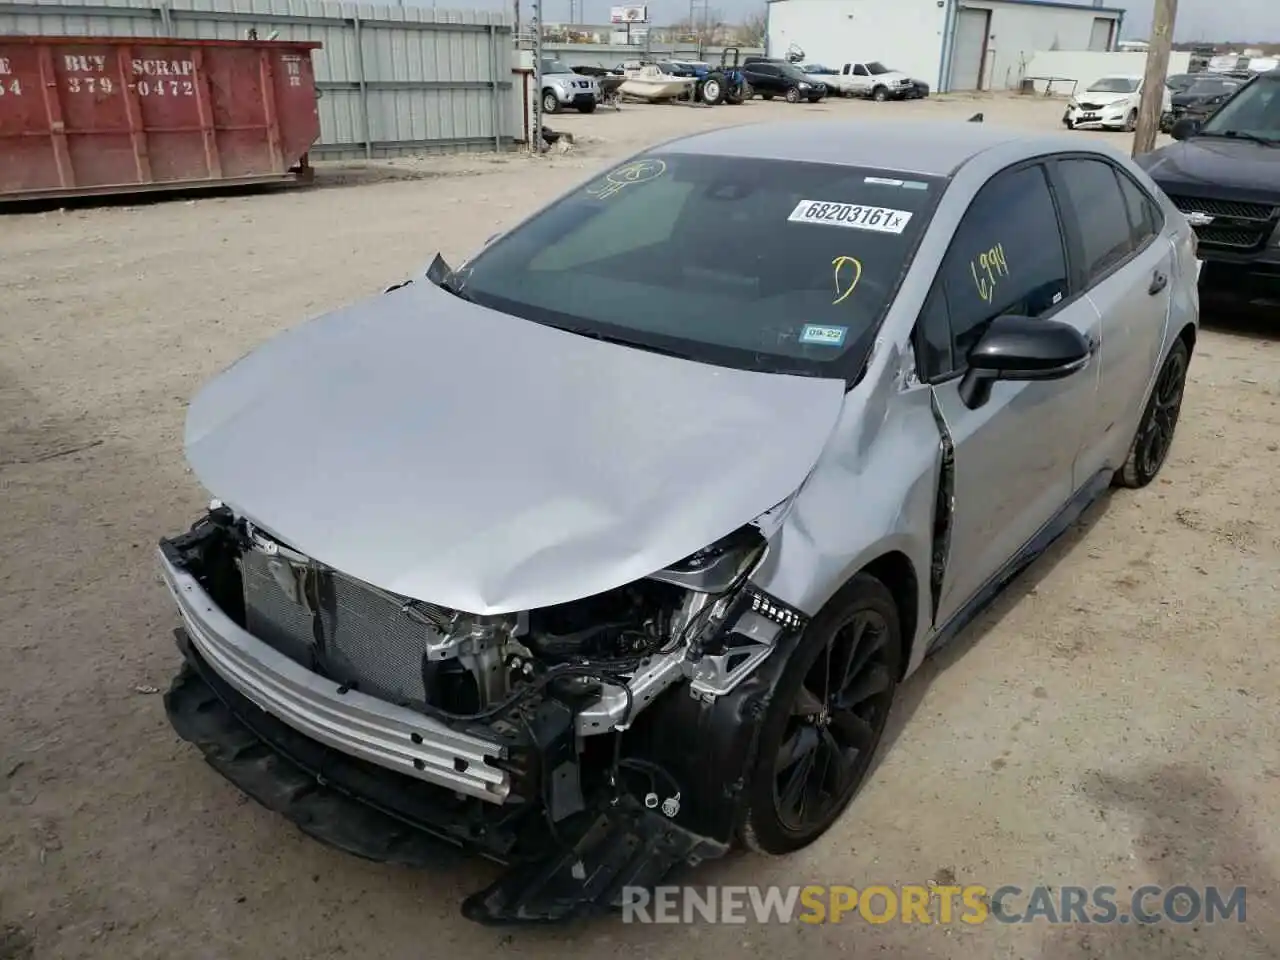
[{"left": 159, "top": 118, "right": 1199, "bottom": 923}]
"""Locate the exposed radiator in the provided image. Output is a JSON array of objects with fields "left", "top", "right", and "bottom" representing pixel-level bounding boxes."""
[{"left": 241, "top": 547, "right": 444, "bottom": 708}]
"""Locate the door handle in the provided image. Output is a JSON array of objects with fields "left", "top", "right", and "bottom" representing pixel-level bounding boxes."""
[{"left": 1148, "top": 270, "right": 1168, "bottom": 296}]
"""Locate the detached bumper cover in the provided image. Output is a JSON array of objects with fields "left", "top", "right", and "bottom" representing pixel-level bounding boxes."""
[
  {"left": 157, "top": 546, "right": 511, "bottom": 802},
  {"left": 165, "top": 631, "right": 729, "bottom": 923}
]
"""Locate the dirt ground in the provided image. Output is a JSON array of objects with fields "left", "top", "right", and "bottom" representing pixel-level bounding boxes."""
[{"left": 2, "top": 93, "right": 1279, "bottom": 960}]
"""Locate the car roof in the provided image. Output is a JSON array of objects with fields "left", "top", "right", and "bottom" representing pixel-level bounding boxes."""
[{"left": 658, "top": 119, "right": 1066, "bottom": 177}]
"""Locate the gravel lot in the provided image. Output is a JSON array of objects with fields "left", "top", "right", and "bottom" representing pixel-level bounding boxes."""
[{"left": 2, "top": 93, "right": 1278, "bottom": 960}]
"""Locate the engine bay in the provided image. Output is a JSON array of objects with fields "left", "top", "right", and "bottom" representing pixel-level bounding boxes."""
[{"left": 167, "top": 505, "right": 787, "bottom": 745}]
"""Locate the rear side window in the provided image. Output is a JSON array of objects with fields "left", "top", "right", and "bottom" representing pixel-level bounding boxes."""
[
  {"left": 1116, "top": 170, "right": 1163, "bottom": 250},
  {"left": 930, "top": 163, "right": 1070, "bottom": 371},
  {"left": 1055, "top": 158, "right": 1136, "bottom": 283}
]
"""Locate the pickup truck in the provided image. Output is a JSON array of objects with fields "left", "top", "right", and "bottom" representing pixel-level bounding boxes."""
[
  {"left": 1137, "top": 69, "right": 1280, "bottom": 304},
  {"left": 840, "top": 61, "right": 918, "bottom": 101}
]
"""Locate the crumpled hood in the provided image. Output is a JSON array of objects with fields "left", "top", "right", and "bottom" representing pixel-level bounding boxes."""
[
  {"left": 1074, "top": 91, "right": 1134, "bottom": 107},
  {"left": 184, "top": 279, "right": 847, "bottom": 614},
  {"left": 1140, "top": 137, "right": 1280, "bottom": 197}
]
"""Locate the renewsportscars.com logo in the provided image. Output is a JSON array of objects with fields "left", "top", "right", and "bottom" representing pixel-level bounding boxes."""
[{"left": 620, "top": 884, "right": 1248, "bottom": 925}]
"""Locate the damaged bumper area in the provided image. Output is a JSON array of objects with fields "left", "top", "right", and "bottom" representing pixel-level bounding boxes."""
[
  {"left": 159, "top": 506, "right": 807, "bottom": 923},
  {"left": 160, "top": 547, "right": 511, "bottom": 803}
]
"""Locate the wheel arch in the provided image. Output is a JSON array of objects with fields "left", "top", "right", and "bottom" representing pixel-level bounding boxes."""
[
  {"left": 858, "top": 551, "right": 920, "bottom": 680},
  {"left": 1177, "top": 320, "right": 1197, "bottom": 355}
]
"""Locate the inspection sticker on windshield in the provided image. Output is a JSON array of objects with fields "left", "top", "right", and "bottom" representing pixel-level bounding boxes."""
[
  {"left": 788, "top": 200, "right": 912, "bottom": 234},
  {"left": 800, "top": 324, "right": 847, "bottom": 347}
]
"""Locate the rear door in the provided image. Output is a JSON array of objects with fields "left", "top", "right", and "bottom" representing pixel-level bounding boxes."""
[
  {"left": 1050, "top": 156, "right": 1171, "bottom": 478},
  {"left": 849, "top": 63, "right": 871, "bottom": 95},
  {"left": 748, "top": 63, "right": 780, "bottom": 93},
  {"left": 916, "top": 161, "right": 1102, "bottom": 626}
]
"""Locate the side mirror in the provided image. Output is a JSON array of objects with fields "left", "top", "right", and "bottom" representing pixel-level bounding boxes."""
[
  {"left": 1171, "top": 117, "right": 1201, "bottom": 140},
  {"left": 958, "top": 314, "right": 1092, "bottom": 410}
]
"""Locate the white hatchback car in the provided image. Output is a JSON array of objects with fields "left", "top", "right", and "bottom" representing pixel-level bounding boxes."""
[{"left": 1064, "top": 75, "right": 1171, "bottom": 131}]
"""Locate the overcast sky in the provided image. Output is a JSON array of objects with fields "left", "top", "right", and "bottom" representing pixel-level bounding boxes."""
[{"left": 504, "top": 0, "right": 1279, "bottom": 42}]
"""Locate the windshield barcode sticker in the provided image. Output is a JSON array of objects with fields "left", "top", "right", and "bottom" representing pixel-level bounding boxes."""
[{"left": 788, "top": 200, "right": 912, "bottom": 234}]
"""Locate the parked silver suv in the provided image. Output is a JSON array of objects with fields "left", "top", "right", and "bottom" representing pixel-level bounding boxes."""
[{"left": 541, "top": 57, "right": 598, "bottom": 113}]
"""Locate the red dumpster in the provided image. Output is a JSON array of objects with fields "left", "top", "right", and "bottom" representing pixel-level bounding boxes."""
[{"left": 0, "top": 36, "right": 321, "bottom": 203}]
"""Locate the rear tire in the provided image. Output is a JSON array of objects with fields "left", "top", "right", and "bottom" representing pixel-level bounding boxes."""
[
  {"left": 740, "top": 573, "right": 901, "bottom": 855},
  {"left": 1115, "top": 339, "right": 1190, "bottom": 489},
  {"left": 577, "top": 101, "right": 596, "bottom": 114}
]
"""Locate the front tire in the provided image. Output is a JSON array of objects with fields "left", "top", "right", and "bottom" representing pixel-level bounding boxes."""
[
  {"left": 785, "top": 86, "right": 801, "bottom": 103},
  {"left": 1123, "top": 109, "right": 1137, "bottom": 132},
  {"left": 577, "top": 100, "right": 597, "bottom": 114},
  {"left": 702, "top": 76, "right": 724, "bottom": 105},
  {"left": 740, "top": 573, "right": 901, "bottom": 855},
  {"left": 872, "top": 85, "right": 889, "bottom": 102},
  {"left": 1115, "top": 338, "right": 1189, "bottom": 488},
  {"left": 542, "top": 90, "right": 560, "bottom": 114}
]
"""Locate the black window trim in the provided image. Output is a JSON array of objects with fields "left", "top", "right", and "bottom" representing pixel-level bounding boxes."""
[
  {"left": 1043, "top": 152, "right": 1165, "bottom": 294},
  {"left": 911, "top": 155, "right": 1079, "bottom": 386}
]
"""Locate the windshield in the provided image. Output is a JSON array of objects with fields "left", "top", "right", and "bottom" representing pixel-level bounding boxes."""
[
  {"left": 804, "top": 64, "right": 835, "bottom": 74},
  {"left": 867, "top": 62, "right": 888, "bottom": 74},
  {"left": 455, "top": 153, "right": 943, "bottom": 377},
  {"left": 780, "top": 64, "right": 809, "bottom": 82},
  {"left": 1087, "top": 77, "right": 1140, "bottom": 93},
  {"left": 542, "top": 59, "right": 572, "bottom": 75},
  {"left": 1199, "top": 74, "right": 1280, "bottom": 141},
  {"left": 1184, "top": 78, "right": 1239, "bottom": 97}
]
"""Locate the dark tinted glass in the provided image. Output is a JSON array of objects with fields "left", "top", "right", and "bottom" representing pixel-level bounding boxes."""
[
  {"left": 937, "top": 164, "right": 1069, "bottom": 365},
  {"left": 1116, "top": 170, "right": 1162, "bottom": 249},
  {"left": 1056, "top": 158, "right": 1134, "bottom": 282},
  {"left": 1200, "top": 74, "right": 1280, "bottom": 140},
  {"left": 459, "top": 153, "right": 944, "bottom": 376}
]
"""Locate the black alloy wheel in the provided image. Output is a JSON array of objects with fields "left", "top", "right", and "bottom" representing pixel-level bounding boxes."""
[
  {"left": 741, "top": 573, "right": 901, "bottom": 854},
  {"left": 1117, "top": 339, "right": 1189, "bottom": 488}
]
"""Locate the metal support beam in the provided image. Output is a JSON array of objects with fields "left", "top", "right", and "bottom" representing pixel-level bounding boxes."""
[{"left": 352, "top": 12, "right": 372, "bottom": 160}]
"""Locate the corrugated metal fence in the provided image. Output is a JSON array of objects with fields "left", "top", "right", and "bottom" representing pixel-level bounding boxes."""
[{"left": 0, "top": 0, "right": 516, "bottom": 158}]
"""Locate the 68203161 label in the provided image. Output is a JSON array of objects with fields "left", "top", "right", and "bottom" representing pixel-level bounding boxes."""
[{"left": 787, "top": 199, "right": 913, "bottom": 234}]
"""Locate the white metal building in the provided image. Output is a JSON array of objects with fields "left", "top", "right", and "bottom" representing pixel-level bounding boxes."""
[{"left": 765, "top": 0, "right": 1126, "bottom": 93}]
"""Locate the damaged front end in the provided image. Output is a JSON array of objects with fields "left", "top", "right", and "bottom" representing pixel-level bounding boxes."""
[{"left": 159, "top": 502, "right": 809, "bottom": 923}]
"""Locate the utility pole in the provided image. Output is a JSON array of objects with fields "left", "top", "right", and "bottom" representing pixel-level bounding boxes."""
[
  {"left": 531, "top": 0, "right": 543, "bottom": 153},
  {"left": 1132, "top": 0, "right": 1178, "bottom": 157}
]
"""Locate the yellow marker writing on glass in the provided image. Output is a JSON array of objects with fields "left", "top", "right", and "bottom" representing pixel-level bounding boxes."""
[
  {"left": 970, "top": 241, "right": 1010, "bottom": 302},
  {"left": 586, "top": 158, "right": 668, "bottom": 200},
  {"left": 832, "top": 255, "right": 863, "bottom": 305}
]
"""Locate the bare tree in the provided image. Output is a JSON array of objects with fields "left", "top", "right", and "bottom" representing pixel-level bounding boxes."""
[
  {"left": 741, "top": 7, "right": 767, "bottom": 46},
  {"left": 673, "top": 6, "right": 726, "bottom": 47}
]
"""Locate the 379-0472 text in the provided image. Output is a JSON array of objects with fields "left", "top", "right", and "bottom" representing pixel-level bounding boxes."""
[{"left": 57, "top": 54, "right": 198, "bottom": 97}]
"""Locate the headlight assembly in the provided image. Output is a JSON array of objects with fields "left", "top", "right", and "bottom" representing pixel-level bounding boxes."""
[{"left": 648, "top": 526, "right": 767, "bottom": 594}]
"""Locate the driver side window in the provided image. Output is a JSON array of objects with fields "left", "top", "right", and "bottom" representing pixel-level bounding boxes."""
[
  {"left": 920, "top": 163, "right": 1070, "bottom": 379},
  {"left": 854, "top": 64, "right": 869, "bottom": 76}
]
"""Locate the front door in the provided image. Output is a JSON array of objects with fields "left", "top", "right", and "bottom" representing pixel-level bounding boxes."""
[{"left": 917, "top": 161, "right": 1101, "bottom": 626}]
